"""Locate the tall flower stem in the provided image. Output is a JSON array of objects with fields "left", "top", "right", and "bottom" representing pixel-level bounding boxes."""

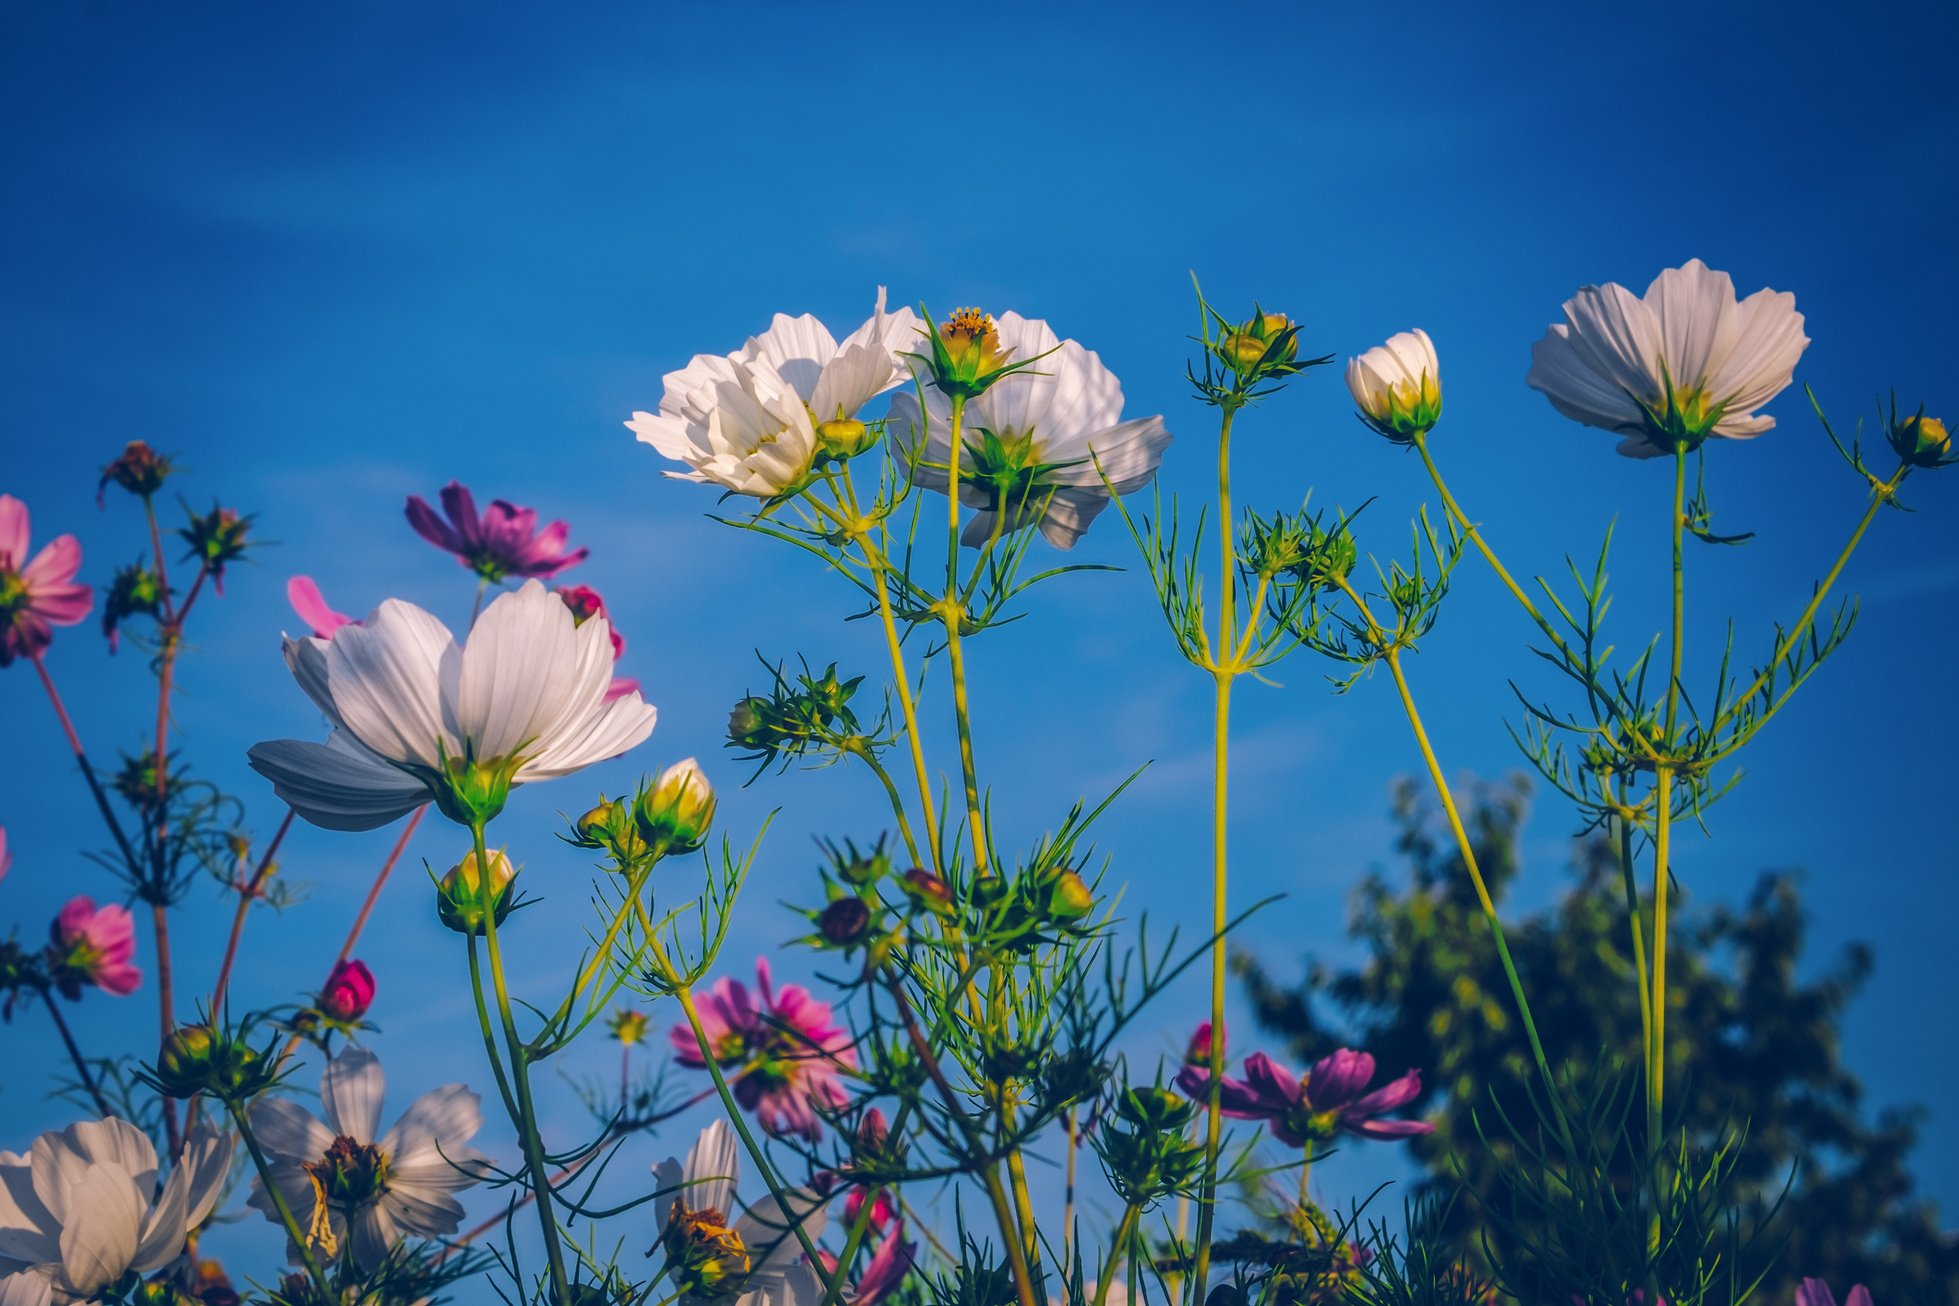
[
  {"left": 1096, "top": 1204, "right": 1141, "bottom": 1306},
  {"left": 1191, "top": 403, "right": 1240, "bottom": 1303},
  {"left": 229, "top": 1099, "right": 333, "bottom": 1297},
  {"left": 43, "top": 995, "right": 113, "bottom": 1119},
  {"left": 1648, "top": 450, "right": 1688, "bottom": 1156},
  {"left": 472, "top": 822, "right": 572, "bottom": 1306},
  {"left": 337, "top": 804, "right": 427, "bottom": 961},
  {"left": 941, "top": 394, "right": 988, "bottom": 873},
  {"left": 846, "top": 741, "right": 922, "bottom": 868},
  {"left": 209, "top": 808, "right": 295, "bottom": 1017},
  {"left": 1064, "top": 1107, "right": 1080, "bottom": 1257},
  {"left": 1614, "top": 800, "right": 1654, "bottom": 1115},
  {"left": 30, "top": 654, "right": 143, "bottom": 882},
  {"left": 865, "top": 549, "right": 940, "bottom": 867}
]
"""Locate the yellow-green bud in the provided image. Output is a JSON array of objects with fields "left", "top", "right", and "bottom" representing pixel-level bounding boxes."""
[
  {"left": 634, "top": 759, "right": 715, "bottom": 855},
  {"left": 577, "top": 797, "right": 645, "bottom": 864},
  {"left": 155, "top": 1024, "right": 217, "bottom": 1099},
  {"left": 436, "top": 847, "right": 519, "bottom": 936},
  {"left": 1892, "top": 414, "right": 1951, "bottom": 469},
  {"left": 1219, "top": 313, "right": 1297, "bottom": 374},
  {"left": 815, "top": 408, "right": 878, "bottom": 463},
  {"left": 1047, "top": 869, "right": 1095, "bottom": 920}
]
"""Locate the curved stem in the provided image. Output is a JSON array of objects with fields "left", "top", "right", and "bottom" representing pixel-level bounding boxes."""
[
  {"left": 852, "top": 743, "right": 922, "bottom": 868},
  {"left": 473, "top": 822, "right": 572, "bottom": 1306},
  {"left": 31, "top": 654, "right": 143, "bottom": 881},
  {"left": 464, "top": 934, "right": 521, "bottom": 1123},
  {"left": 44, "top": 996, "right": 113, "bottom": 1118},
  {"left": 229, "top": 1099, "right": 332, "bottom": 1297}
]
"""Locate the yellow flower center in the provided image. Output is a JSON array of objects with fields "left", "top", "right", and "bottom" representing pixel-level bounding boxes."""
[{"left": 940, "top": 308, "right": 1001, "bottom": 370}]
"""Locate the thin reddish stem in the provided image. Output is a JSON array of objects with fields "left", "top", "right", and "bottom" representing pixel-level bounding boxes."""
[
  {"left": 30, "top": 654, "right": 86, "bottom": 755},
  {"left": 338, "top": 804, "right": 427, "bottom": 962},
  {"left": 209, "top": 808, "right": 296, "bottom": 1017}
]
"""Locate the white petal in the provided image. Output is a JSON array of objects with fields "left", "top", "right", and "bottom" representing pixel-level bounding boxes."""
[
  {"left": 0, "top": 1158, "right": 59, "bottom": 1269},
  {"left": 33, "top": 1121, "right": 156, "bottom": 1225},
  {"left": 0, "top": 1271, "right": 52, "bottom": 1306},
  {"left": 1644, "top": 259, "right": 1741, "bottom": 393},
  {"left": 972, "top": 313, "right": 1061, "bottom": 440},
  {"left": 248, "top": 737, "right": 430, "bottom": 833},
  {"left": 177, "top": 1126, "right": 234, "bottom": 1229},
  {"left": 323, "top": 1046, "right": 387, "bottom": 1144},
  {"left": 380, "top": 1084, "right": 483, "bottom": 1167},
  {"left": 349, "top": 1204, "right": 397, "bottom": 1274},
  {"left": 56, "top": 1166, "right": 141, "bottom": 1297},
  {"left": 652, "top": 1156, "right": 683, "bottom": 1234},
  {"left": 1526, "top": 324, "right": 1645, "bottom": 433},
  {"left": 1044, "top": 416, "right": 1172, "bottom": 492},
  {"left": 682, "top": 1121, "right": 740, "bottom": 1218},
  {"left": 249, "top": 1099, "right": 335, "bottom": 1162},
  {"left": 1561, "top": 280, "right": 1665, "bottom": 407},
  {"left": 516, "top": 692, "right": 657, "bottom": 781},
  {"left": 456, "top": 580, "right": 597, "bottom": 762},
  {"left": 381, "top": 1183, "right": 466, "bottom": 1238},
  {"left": 130, "top": 1164, "right": 188, "bottom": 1274},
  {"left": 1036, "top": 487, "right": 1111, "bottom": 550},
  {"left": 741, "top": 314, "right": 839, "bottom": 402},
  {"left": 282, "top": 636, "right": 342, "bottom": 727},
  {"left": 1709, "top": 286, "right": 1807, "bottom": 424},
  {"left": 328, "top": 598, "right": 458, "bottom": 771},
  {"left": 732, "top": 1187, "right": 827, "bottom": 1274}
]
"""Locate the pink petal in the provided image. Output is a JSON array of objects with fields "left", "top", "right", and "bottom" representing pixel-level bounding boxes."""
[
  {"left": 0, "top": 826, "right": 11, "bottom": 885},
  {"left": 287, "top": 576, "right": 353, "bottom": 639},
  {"left": 405, "top": 494, "right": 462, "bottom": 554},
  {"left": 1348, "top": 1068, "right": 1423, "bottom": 1116},
  {"left": 1242, "top": 1052, "right": 1305, "bottom": 1112},
  {"left": 21, "top": 533, "right": 83, "bottom": 589},
  {"left": 604, "top": 676, "right": 640, "bottom": 703},
  {"left": 1843, "top": 1288, "right": 1871, "bottom": 1306},
  {"left": 95, "top": 962, "right": 144, "bottom": 997},
  {"left": 1307, "top": 1048, "right": 1376, "bottom": 1109},
  {"left": 1796, "top": 1281, "right": 1838, "bottom": 1306},
  {"left": 439, "top": 482, "right": 485, "bottom": 547},
  {"left": 1343, "top": 1116, "right": 1434, "bottom": 1139},
  {"left": 0, "top": 494, "right": 29, "bottom": 567}
]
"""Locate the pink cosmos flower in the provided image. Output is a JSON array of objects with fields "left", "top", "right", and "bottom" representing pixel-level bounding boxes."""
[
  {"left": 405, "top": 481, "right": 588, "bottom": 583},
  {"left": 0, "top": 494, "right": 93, "bottom": 667},
  {"left": 670, "top": 956, "right": 856, "bottom": 1141},
  {"left": 319, "top": 958, "right": 376, "bottom": 1022},
  {"left": 1797, "top": 1281, "right": 1872, "bottom": 1306},
  {"left": 1185, "top": 1020, "right": 1224, "bottom": 1066},
  {"left": 556, "top": 583, "right": 639, "bottom": 703},
  {"left": 287, "top": 575, "right": 354, "bottom": 639},
  {"left": 0, "top": 826, "right": 10, "bottom": 885},
  {"left": 852, "top": 1225, "right": 916, "bottom": 1306},
  {"left": 1176, "top": 1048, "right": 1432, "bottom": 1148},
  {"left": 47, "top": 895, "right": 142, "bottom": 999}
]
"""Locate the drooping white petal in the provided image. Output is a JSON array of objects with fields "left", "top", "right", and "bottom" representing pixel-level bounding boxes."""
[
  {"left": 0, "top": 1270, "right": 52, "bottom": 1306},
  {"left": 322, "top": 1046, "right": 387, "bottom": 1144},
  {"left": 348, "top": 1203, "right": 398, "bottom": 1273},
  {"left": 1041, "top": 417, "right": 1174, "bottom": 492},
  {"left": 380, "top": 1182, "right": 467, "bottom": 1238},
  {"left": 129, "top": 1164, "right": 188, "bottom": 1275},
  {"left": 651, "top": 1156, "right": 683, "bottom": 1235},
  {"left": 1709, "top": 286, "right": 1807, "bottom": 430},
  {"left": 282, "top": 636, "right": 342, "bottom": 727},
  {"left": 247, "top": 737, "right": 431, "bottom": 833},
  {"left": 177, "top": 1126, "right": 234, "bottom": 1230},
  {"left": 328, "top": 599, "right": 459, "bottom": 771},
  {"left": 1560, "top": 281, "right": 1665, "bottom": 408},
  {"left": 1526, "top": 324, "right": 1646, "bottom": 433},
  {"left": 517, "top": 691, "right": 657, "bottom": 780},
  {"left": 55, "top": 1166, "right": 142, "bottom": 1297}
]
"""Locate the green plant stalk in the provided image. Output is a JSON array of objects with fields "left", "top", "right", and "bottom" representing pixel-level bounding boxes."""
[
  {"left": 1065, "top": 1107, "right": 1081, "bottom": 1258},
  {"left": 846, "top": 739, "right": 923, "bottom": 868},
  {"left": 1649, "top": 769, "right": 1674, "bottom": 1158},
  {"left": 229, "top": 1098, "right": 332, "bottom": 1296},
  {"left": 863, "top": 547, "right": 941, "bottom": 865},
  {"left": 941, "top": 393, "right": 988, "bottom": 873},
  {"left": 1298, "top": 1153, "right": 1313, "bottom": 1208},
  {"left": 1615, "top": 802, "right": 1654, "bottom": 1116},
  {"left": 1006, "top": 1126, "right": 1041, "bottom": 1277},
  {"left": 43, "top": 994, "right": 113, "bottom": 1119},
  {"left": 1096, "top": 1203, "right": 1142, "bottom": 1306},
  {"left": 1191, "top": 403, "right": 1240, "bottom": 1305},
  {"left": 472, "top": 822, "right": 572, "bottom": 1306},
  {"left": 464, "top": 935, "right": 522, "bottom": 1123}
]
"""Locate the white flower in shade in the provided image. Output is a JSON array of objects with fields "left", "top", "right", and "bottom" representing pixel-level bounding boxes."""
[
  {"left": 629, "top": 289, "right": 924, "bottom": 496},
  {"left": 248, "top": 1045, "right": 490, "bottom": 1272},
  {"left": 653, "top": 1120, "right": 830, "bottom": 1306},
  {"left": 886, "top": 312, "right": 1173, "bottom": 549},
  {"left": 249, "top": 578, "right": 657, "bottom": 831},
  {"left": 0, "top": 1119, "right": 231, "bottom": 1304},
  {"left": 1526, "top": 259, "right": 1810, "bottom": 459},
  {"left": 1345, "top": 329, "right": 1442, "bottom": 442}
]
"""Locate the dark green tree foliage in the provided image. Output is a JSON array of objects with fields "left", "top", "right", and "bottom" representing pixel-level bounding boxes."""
[{"left": 1234, "top": 774, "right": 1958, "bottom": 1305}]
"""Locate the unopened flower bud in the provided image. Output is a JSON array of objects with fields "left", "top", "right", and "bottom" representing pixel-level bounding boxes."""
[
  {"left": 608, "top": 1007, "right": 650, "bottom": 1045},
  {"left": 901, "top": 868, "right": 954, "bottom": 916},
  {"left": 153, "top": 1023, "right": 266, "bottom": 1101},
  {"left": 820, "top": 897, "right": 874, "bottom": 947},
  {"left": 635, "top": 759, "right": 716, "bottom": 855},
  {"left": 1046, "top": 869, "right": 1095, "bottom": 920},
  {"left": 857, "top": 1106, "right": 890, "bottom": 1153},
  {"left": 727, "top": 697, "right": 771, "bottom": 746},
  {"left": 1185, "top": 1020, "right": 1224, "bottom": 1067},
  {"left": 436, "top": 847, "right": 519, "bottom": 936},
  {"left": 815, "top": 409, "right": 878, "bottom": 464},
  {"left": 1891, "top": 413, "right": 1951, "bottom": 469},
  {"left": 577, "top": 797, "right": 645, "bottom": 863},
  {"left": 98, "top": 440, "right": 176, "bottom": 504},
  {"left": 838, "top": 847, "right": 890, "bottom": 887},
  {"left": 178, "top": 502, "right": 254, "bottom": 594},
  {"left": 1346, "top": 329, "right": 1443, "bottom": 443},
  {"left": 155, "top": 1024, "right": 217, "bottom": 1099},
  {"left": 1219, "top": 313, "right": 1298, "bottom": 375},
  {"left": 317, "top": 959, "right": 375, "bottom": 1023}
]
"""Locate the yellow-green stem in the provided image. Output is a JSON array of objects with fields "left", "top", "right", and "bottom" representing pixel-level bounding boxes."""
[
  {"left": 1097, "top": 1204, "right": 1142, "bottom": 1306},
  {"left": 1615, "top": 802, "right": 1654, "bottom": 1119},
  {"left": 866, "top": 547, "right": 941, "bottom": 866},
  {"left": 474, "top": 822, "right": 572, "bottom": 1305},
  {"left": 230, "top": 1099, "right": 332, "bottom": 1297},
  {"left": 1006, "top": 1139, "right": 1040, "bottom": 1276},
  {"left": 942, "top": 395, "right": 988, "bottom": 872},
  {"left": 1650, "top": 768, "right": 1673, "bottom": 1155},
  {"left": 1064, "top": 1107, "right": 1080, "bottom": 1257}
]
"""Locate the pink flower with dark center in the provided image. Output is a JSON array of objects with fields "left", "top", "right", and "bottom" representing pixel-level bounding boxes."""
[
  {"left": 319, "top": 958, "right": 376, "bottom": 1022},
  {"left": 1176, "top": 1048, "right": 1431, "bottom": 1148},
  {"left": 47, "top": 895, "right": 141, "bottom": 999},
  {"left": 405, "top": 481, "right": 588, "bottom": 583},
  {"left": 556, "top": 583, "right": 639, "bottom": 702},
  {"left": 0, "top": 494, "right": 93, "bottom": 667},
  {"left": 288, "top": 575, "right": 355, "bottom": 639},
  {"left": 670, "top": 956, "right": 856, "bottom": 1141}
]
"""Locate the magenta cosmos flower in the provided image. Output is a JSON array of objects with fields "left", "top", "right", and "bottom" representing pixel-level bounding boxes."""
[
  {"left": 48, "top": 895, "right": 142, "bottom": 999},
  {"left": 0, "top": 494, "right": 93, "bottom": 667},
  {"left": 671, "top": 956, "right": 855, "bottom": 1141},
  {"left": 1177, "top": 1048, "right": 1431, "bottom": 1148},
  {"left": 557, "top": 583, "right": 640, "bottom": 703},
  {"left": 319, "top": 958, "right": 376, "bottom": 1022},
  {"left": 405, "top": 481, "right": 588, "bottom": 583},
  {"left": 1797, "top": 1281, "right": 1872, "bottom": 1306}
]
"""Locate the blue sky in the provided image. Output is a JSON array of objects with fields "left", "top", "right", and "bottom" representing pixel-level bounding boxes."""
[{"left": 2, "top": 0, "right": 1955, "bottom": 1280}]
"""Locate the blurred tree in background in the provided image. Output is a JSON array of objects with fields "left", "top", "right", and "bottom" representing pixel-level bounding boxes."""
[{"left": 1235, "top": 774, "right": 1959, "bottom": 1304}]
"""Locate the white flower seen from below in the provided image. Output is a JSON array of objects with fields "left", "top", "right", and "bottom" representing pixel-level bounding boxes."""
[
  {"left": 247, "top": 1045, "right": 491, "bottom": 1272},
  {"left": 249, "top": 578, "right": 657, "bottom": 831},
  {"left": 629, "top": 288, "right": 923, "bottom": 496},
  {"left": 1526, "top": 258, "right": 1810, "bottom": 459},
  {"left": 887, "top": 312, "right": 1173, "bottom": 549},
  {"left": 1346, "top": 329, "right": 1442, "bottom": 442},
  {"left": 653, "top": 1120, "right": 830, "bottom": 1306},
  {"left": 0, "top": 1118, "right": 231, "bottom": 1304}
]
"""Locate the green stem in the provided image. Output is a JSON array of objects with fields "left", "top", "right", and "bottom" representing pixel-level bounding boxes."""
[
  {"left": 1006, "top": 1136, "right": 1041, "bottom": 1278},
  {"left": 853, "top": 742, "right": 923, "bottom": 868},
  {"left": 1667, "top": 452, "right": 1686, "bottom": 738},
  {"left": 229, "top": 1099, "right": 333, "bottom": 1297},
  {"left": 1615, "top": 801, "right": 1654, "bottom": 1119},
  {"left": 470, "top": 576, "right": 489, "bottom": 628},
  {"left": 1192, "top": 403, "right": 1240, "bottom": 1305},
  {"left": 473, "top": 823, "right": 572, "bottom": 1305},
  {"left": 1096, "top": 1204, "right": 1141, "bottom": 1306},
  {"left": 464, "top": 935, "right": 521, "bottom": 1123},
  {"left": 942, "top": 394, "right": 988, "bottom": 873},
  {"left": 44, "top": 995, "right": 113, "bottom": 1118},
  {"left": 1650, "top": 769, "right": 1673, "bottom": 1157},
  {"left": 864, "top": 541, "right": 941, "bottom": 868}
]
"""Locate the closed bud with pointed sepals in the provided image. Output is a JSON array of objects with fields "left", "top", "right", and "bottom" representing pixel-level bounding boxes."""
[
  {"left": 98, "top": 441, "right": 176, "bottom": 504},
  {"left": 152, "top": 1023, "right": 272, "bottom": 1102},
  {"left": 1218, "top": 312, "right": 1300, "bottom": 378},
  {"left": 1889, "top": 410, "right": 1953, "bottom": 470},
  {"left": 1346, "top": 329, "right": 1442, "bottom": 443},
  {"left": 1044, "top": 868, "right": 1095, "bottom": 920},
  {"left": 901, "top": 868, "right": 954, "bottom": 917},
  {"left": 154, "top": 1024, "right": 217, "bottom": 1098},
  {"left": 575, "top": 796, "right": 645, "bottom": 864},
  {"left": 178, "top": 502, "right": 255, "bottom": 595},
  {"left": 814, "top": 408, "right": 880, "bottom": 465},
  {"left": 436, "top": 847, "right": 519, "bottom": 936},
  {"left": 819, "top": 897, "right": 874, "bottom": 948},
  {"left": 634, "top": 759, "right": 715, "bottom": 856}
]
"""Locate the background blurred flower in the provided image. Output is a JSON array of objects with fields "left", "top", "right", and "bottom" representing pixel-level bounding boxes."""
[
  {"left": 629, "top": 289, "right": 921, "bottom": 496},
  {"left": 286, "top": 575, "right": 353, "bottom": 639},
  {"left": 1798, "top": 1280, "right": 1872, "bottom": 1306},
  {"left": 0, "top": 1118, "right": 230, "bottom": 1302},
  {"left": 46, "top": 897, "right": 140, "bottom": 999},
  {"left": 608, "top": 1007, "right": 649, "bottom": 1046},
  {"left": 247, "top": 1045, "right": 489, "bottom": 1271},
  {"left": 1526, "top": 258, "right": 1809, "bottom": 459},
  {"left": 0, "top": 495, "right": 92, "bottom": 668},
  {"left": 248, "top": 579, "right": 656, "bottom": 831},
  {"left": 887, "top": 312, "right": 1172, "bottom": 549},
  {"left": 670, "top": 957, "right": 854, "bottom": 1141},
  {"left": 405, "top": 480, "right": 588, "bottom": 582},
  {"left": 1176, "top": 1048, "right": 1431, "bottom": 1147}
]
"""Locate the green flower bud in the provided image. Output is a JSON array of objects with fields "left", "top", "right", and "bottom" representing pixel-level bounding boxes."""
[
  {"left": 576, "top": 797, "right": 646, "bottom": 864},
  {"left": 154, "top": 1024, "right": 217, "bottom": 1099},
  {"left": 1891, "top": 413, "right": 1952, "bottom": 469},
  {"left": 814, "top": 410, "right": 879, "bottom": 464},
  {"left": 1045, "top": 868, "right": 1095, "bottom": 920},
  {"left": 819, "top": 897, "right": 874, "bottom": 948},
  {"left": 901, "top": 868, "right": 954, "bottom": 916},
  {"left": 634, "top": 759, "right": 716, "bottom": 855},
  {"left": 436, "top": 847, "right": 519, "bottom": 936},
  {"left": 1218, "top": 313, "right": 1298, "bottom": 376},
  {"left": 153, "top": 1023, "right": 271, "bottom": 1102}
]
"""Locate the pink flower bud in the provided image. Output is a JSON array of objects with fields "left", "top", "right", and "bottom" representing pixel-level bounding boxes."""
[
  {"left": 319, "top": 958, "right": 375, "bottom": 1022},
  {"left": 1186, "top": 1021, "right": 1224, "bottom": 1066}
]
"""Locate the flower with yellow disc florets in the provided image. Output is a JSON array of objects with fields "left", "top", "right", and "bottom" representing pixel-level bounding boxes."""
[{"left": 1346, "top": 329, "right": 1443, "bottom": 444}]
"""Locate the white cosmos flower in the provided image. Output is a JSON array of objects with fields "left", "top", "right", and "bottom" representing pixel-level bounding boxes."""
[
  {"left": 249, "top": 578, "right": 657, "bottom": 831},
  {"left": 1345, "top": 329, "right": 1442, "bottom": 441},
  {"left": 653, "top": 1120, "right": 830, "bottom": 1306},
  {"left": 629, "top": 288, "right": 924, "bottom": 496},
  {"left": 248, "top": 1045, "right": 490, "bottom": 1272},
  {"left": 1526, "top": 258, "right": 1810, "bottom": 459},
  {"left": 886, "top": 312, "right": 1173, "bottom": 549},
  {"left": 0, "top": 1119, "right": 231, "bottom": 1304}
]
